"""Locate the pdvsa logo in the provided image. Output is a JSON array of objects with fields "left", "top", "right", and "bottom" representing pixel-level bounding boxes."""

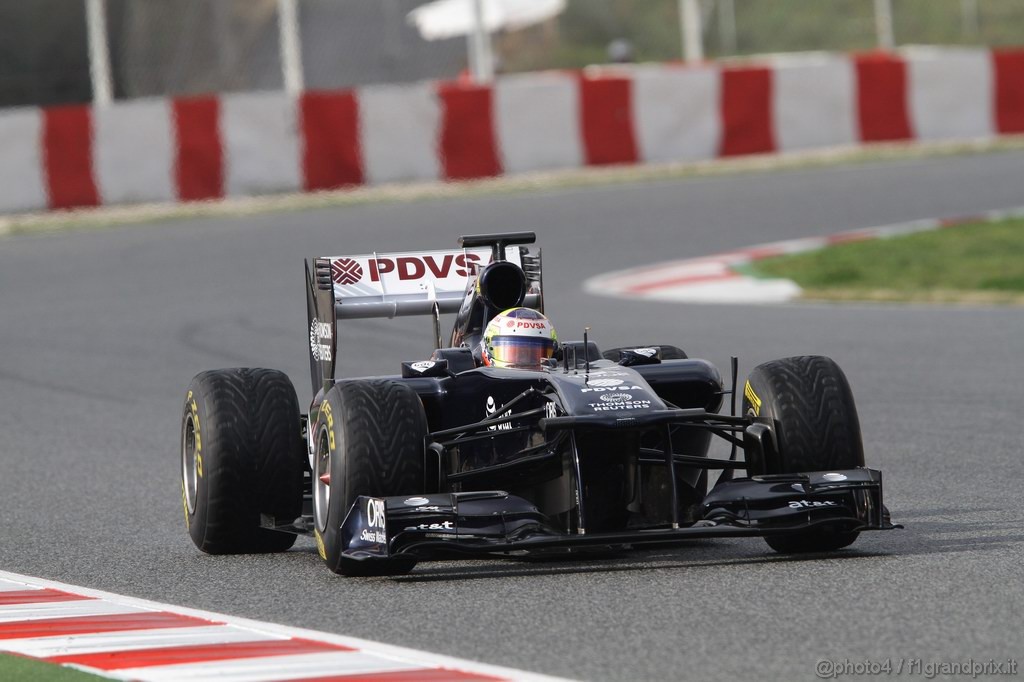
[
  {"left": 580, "top": 384, "right": 643, "bottom": 393},
  {"left": 333, "top": 254, "right": 483, "bottom": 285},
  {"left": 332, "top": 258, "right": 363, "bottom": 285}
]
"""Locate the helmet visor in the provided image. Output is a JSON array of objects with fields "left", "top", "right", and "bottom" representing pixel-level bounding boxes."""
[{"left": 490, "top": 336, "right": 556, "bottom": 368}]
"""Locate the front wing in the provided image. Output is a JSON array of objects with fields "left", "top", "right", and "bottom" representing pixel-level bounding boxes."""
[{"left": 336, "top": 468, "right": 897, "bottom": 574}]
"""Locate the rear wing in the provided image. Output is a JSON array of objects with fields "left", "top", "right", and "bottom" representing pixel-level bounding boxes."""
[{"left": 305, "top": 244, "right": 542, "bottom": 395}]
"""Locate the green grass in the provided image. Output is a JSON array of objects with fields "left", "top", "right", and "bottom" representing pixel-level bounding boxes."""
[
  {"left": 745, "top": 217, "right": 1024, "bottom": 304},
  {"left": 0, "top": 654, "right": 106, "bottom": 681}
]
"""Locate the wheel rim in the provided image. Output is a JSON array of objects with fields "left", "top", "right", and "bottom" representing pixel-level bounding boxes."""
[
  {"left": 181, "top": 413, "right": 198, "bottom": 514},
  {"left": 314, "top": 427, "right": 331, "bottom": 531}
]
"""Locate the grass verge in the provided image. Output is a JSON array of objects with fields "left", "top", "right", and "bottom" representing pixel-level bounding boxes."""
[
  {"left": 0, "top": 654, "right": 105, "bottom": 681},
  {"left": 746, "top": 217, "right": 1024, "bottom": 305}
]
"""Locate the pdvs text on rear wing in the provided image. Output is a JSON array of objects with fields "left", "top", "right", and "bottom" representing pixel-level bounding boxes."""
[{"left": 305, "top": 244, "right": 542, "bottom": 396}]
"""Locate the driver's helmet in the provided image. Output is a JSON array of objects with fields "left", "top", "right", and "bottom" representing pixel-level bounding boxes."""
[{"left": 480, "top": 308, "right": 558, "bottom": 369}]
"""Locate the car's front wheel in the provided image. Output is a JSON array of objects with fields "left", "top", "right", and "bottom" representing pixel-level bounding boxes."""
[
  {"left": 742, "top": 355, "right": 864, "bottom": 553},
  {"left": 313, "top": 379, "right": 427, "bottom": 575}
]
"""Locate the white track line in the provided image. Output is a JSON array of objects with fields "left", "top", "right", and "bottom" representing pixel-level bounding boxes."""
[
  {"left": 0, "top": 571, "right": 574, "bottom": 682},
  {"left": 107, "top": 652, "right": 423, "bottom": 682},
  {"left": 0, "top": 600, "right": 142, "bottom": 623},
  {"left": 2, "top": 625, "right": 279, "bottom": 658}
]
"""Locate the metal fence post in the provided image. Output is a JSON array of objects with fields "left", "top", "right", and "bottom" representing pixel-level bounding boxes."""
[
  {"left": 874, "top": 0, "right": 895, "bottom": 50},
  {"left": 468, "top": 0, "right": 494, "bottom": 83},
  {"left": 718, "top": 0, "right": 737, "bottom": 56},
  {"left": 85, "top": 0, "right": 114, "bottom": 106},
  {"left": 961, "top": 0, "right": 980, "bottom": 39},
  {"left": 278, "top": 0, "right": 305, "bottom": 96},
  {"left": 680, "top": 0, "right": 704, "bottom": 63}
]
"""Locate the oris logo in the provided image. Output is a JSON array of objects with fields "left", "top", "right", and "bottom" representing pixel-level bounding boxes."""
[
  {"left": 366, "top": 498, "right": 386, "bottom": 530},
  {"left": 600, "top": 393, "right": 632, "bottom": 403},
  {"left": 588, "top": 378, "right": 622, "bottom": 388},
  {"left": 332, "top": 258, "right": 363, "bottom": 285},
  {"left": 634, "top": 348, "right": 658, "bottom": 357}
]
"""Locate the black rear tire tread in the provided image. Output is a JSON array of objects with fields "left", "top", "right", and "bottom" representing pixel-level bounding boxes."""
[{"left": 185, "top": 368, "right": 303, "bottom": 554}]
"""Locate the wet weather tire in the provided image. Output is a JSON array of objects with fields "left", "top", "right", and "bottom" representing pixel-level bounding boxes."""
[
  {"left": 181, "top": 368, "right": 304, "bottom": 554},
  {"left": 313, "top": 380, "right": 427, "bottom": 575},
  {"left": 742, "top": 355, "right": 864, "bottom": 553}
]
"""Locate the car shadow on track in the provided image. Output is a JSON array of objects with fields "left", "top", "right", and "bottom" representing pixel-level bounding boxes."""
[{"left": 385, "top": 542, "right": 893, "bottom": 583}]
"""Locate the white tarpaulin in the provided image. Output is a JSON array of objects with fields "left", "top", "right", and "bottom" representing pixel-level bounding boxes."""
[{"left": 408, "top": 0, "right": 566, "bottom": 41}]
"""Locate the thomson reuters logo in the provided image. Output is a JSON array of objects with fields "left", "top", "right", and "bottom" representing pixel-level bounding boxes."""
[{"left": 332, "top": 258, "right": 363, "bottom": 285}]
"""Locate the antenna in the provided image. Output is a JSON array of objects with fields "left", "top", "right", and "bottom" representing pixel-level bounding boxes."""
[
  {"left": 583, "top": 327, "right": 591, "bottom": 373},
  {"left": 729, "top": 356, "right": 738, "bottom": 460}
]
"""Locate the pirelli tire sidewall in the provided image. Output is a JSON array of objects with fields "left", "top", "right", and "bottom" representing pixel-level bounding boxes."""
[
  {"left": 313, "top": 380, "right": 428, "bottom": 575},
  {"left": 313, "top": 384, "right": 346, "bottom": 571},
  {"left": 180, "top": 368, "right": 304, "bottom": 554}
]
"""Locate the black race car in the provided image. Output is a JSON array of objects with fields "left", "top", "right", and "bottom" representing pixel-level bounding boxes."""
[{"left": 180, "top": 232, "right": 897, "bottom": 575}]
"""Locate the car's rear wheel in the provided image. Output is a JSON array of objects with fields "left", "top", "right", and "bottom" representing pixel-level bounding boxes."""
[
  {"left": 742, "top": 355, "right": 864, "bottom": 553},
  {"left": 181, "top": 368, "right": 304, "bottom": 553},
  {"left": 313, "top": 379, "right": 427, "bottom": 575}
]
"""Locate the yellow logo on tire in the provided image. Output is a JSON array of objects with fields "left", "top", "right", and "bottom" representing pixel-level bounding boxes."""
[
  {"left": 744, "top": 381, "right": 762, "bottom": 416},
  {"left": 320, "top": 402, "right": 335, "bottom": 450},
  {"left": 314, "top": 529, "right": 327, "bottom": 560}
]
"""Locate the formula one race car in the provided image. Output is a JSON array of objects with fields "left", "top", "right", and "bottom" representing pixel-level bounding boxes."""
[{"left": 180, "top": 232, "right": 897, "bottom": 575}]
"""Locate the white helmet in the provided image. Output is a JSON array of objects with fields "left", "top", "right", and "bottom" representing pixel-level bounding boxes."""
[{"left": 480, "top": 308, "right": 558, "bottom": 369}]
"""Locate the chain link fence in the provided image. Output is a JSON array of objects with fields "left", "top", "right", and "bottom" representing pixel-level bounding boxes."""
[{"left": 2, "top": 0, "right": 1023, "bottom": 109}]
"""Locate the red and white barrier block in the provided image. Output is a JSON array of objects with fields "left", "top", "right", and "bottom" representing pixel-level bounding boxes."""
[
  {"left": 1, "top": 47, "right": 1023, "bottom": 215},
  {"left": 0, "top": 571, "right": 570, "bottom": 682}
]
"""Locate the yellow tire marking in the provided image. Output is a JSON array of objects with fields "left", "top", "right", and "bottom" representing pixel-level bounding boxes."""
[{"left": 744, "top": 380, "right": 762, "bottom": 417}]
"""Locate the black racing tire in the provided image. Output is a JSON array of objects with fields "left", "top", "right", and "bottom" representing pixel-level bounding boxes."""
[
  {"left": 742, "top": 355, "right": 864, "bottom": 554},
  {"left": 181, "top": 368, "right": 304, "bottom": 554},
  {"left": 313, "top": 380, "right": 427, "bottom": 575},
  {"left": 602, "top": 344, "right": 688, "bottom": 361}
]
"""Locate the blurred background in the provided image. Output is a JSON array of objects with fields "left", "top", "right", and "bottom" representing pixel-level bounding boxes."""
[{"left": 2, "top": 0, "right": 1023, "bottom": 109}]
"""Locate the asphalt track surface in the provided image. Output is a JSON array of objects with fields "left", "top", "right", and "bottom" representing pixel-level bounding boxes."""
[{"left": 2, "top": 150, "right": 1023, "bottom": 681}]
